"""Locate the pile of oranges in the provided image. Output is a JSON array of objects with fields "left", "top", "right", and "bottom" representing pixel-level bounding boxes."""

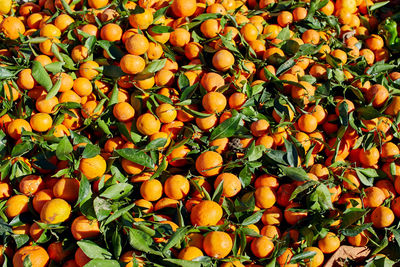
[{"left": 1, "top": 0, "right": 400, "bottom": 266}]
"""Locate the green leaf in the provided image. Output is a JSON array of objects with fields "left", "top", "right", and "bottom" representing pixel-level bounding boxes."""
[
  {"left": 128, "top": 228, "right": 159, "bottom": 254},
  {"left": 366, "top": 62, "right": 396, "bottom": 75},
  {"left": 11, "top": 142, "right": 34, "bottom": 157},
  {"left": 162, "top": 226, "right": 190, "bottom": 255},
  {"left": 150, "top": 25, "right": 174, "bottom": 33},
  {"left": 315, "top": 184, "right": 333, "bottom": 210},
  {"left": 290, "top": 251, "right": 317, "bottom": 263},
  {"left": 45, "top": 62, "right": 64, "bottom": 74},
  {"left": 82, "top": 144, "right": 101, "bottom": 158},
  {"left": 338, "top": 101, "right": 349, "bottom": 126},
  {"left": 341, "top": 208, "right": 368, "bottom": 228},
  {"left": 45, "top": 78, "right": 61, "bottom": 100},
  {"left": 77, "top": 240, "right": 112, "bottom": 259},
  {"left": 145, "top": 138, "right": 167, "bottom": 150},
  {"left": 104, "top": 203, "right": 135, "bottom": 225},
  {"left": 93, "top": 197, "right": 112, "bottom": 221},
  {"left": 245, "top": 142, "right": 266, "bottom": 162},
  {"left": 239, "top": 165, "right": 252, "bottom": 187},
  {"left": 242, "top": 210, "right": 263, "bottom": 225},
  {"left": 181, "top": 106, "right": 212, "bottom": 118},
  {"left": 210, "top": 113, "right": 241, "bottom": 140},
  {"left": 32, "top": 61, "right": 52, "bottom": 91},
  {"left": 0, "top": 67, "right": 15, "bottom": 79},
  {"left": 341, "top": 223, "right": 372, "bottom": 237},
  {"left": 77, "top": 176, "right": 91, "bottom": 207},
  {"left": 280, "top": 166, "right": 309, "bottom": 181},
  {"left": 357, "top": 106, "right": 384, "bottom": 120},
  {"left": 100, "top": 183, "right": 133, "bottom": 199},
  {"left": 355, "top": 169, "right": 374, "bottom": 187},
  {"left": 23, "top": 254, "right": 32, "bottom": 267},
  {"left": 56, "top": 136, "right": 73, "bottom": 161},
  {"left": 115, "top": 148, "right": 155, "bottom": 168},
  {"left": 290, "top": 180, "right": 318, "bottom": 201},
  {"left": 163, "top": 259, "right": 202, "bottom": 267},
  {"left": 141, "top": 58, "right": 167, "bottom": 74},
  {"left": 103, "top": 65, "right": 125, "bottom": 78},
  {"left": 84, "top": 259, "right": 120, "bottom": 267},
  {"left": 369, "top": 1, "right": 389, "bottom": 11},
  {"left": 276, "top": 26, "right": 291, "bottom": 41}
]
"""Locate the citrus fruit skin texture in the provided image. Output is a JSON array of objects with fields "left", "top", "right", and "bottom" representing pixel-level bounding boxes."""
[{"left": 1, "top": 0, "right": 400, "bottom": 265}]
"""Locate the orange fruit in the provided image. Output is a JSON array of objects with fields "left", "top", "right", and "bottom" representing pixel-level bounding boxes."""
[
  {"left": 13, "top": 245, "right": 49, "bottom": 267},
  {"left": 40, "top": 198, "right": 71, "bottom": 224},
  {"left": 371, "top": 206, "right": 394, "bottom": 228},
  {"left": 317, "top": 232, "right": 340, "bottom": 254},
  {"left": 212, "top": 49, "right": 234, "bottom": 71},
  {"left": 195, "top": 151, "right": 223, "bottom": 177},
  {"left": 164, "top": 175, "right": 190, "bottom": 200},
  {"left": 0, "top": 16, "right": 26, "bottom": 39},
  {"left": 190, "top": 200, "right": 223, "bottom": 226},
  {"left": 303, "top": 247, "right": 324, "bottom": 267},
  {"left": 178, "top": 246, "right": 203, "bottom": 260},
  {"left": 251, "top": 236, "right": 274, "bottom": 258},
  {"left": 120, "top": 54, "right": 146, "bottom": 74},
  {"left": 203, "top": 231, "right": 233, "bottom": 258},
  {"left": 71, "top": 215, "right": 100, "bottom": 240},
  {"left": 214, "top": 173, "right": 242, "bottom": 197},
  {"left": 5, "top": 194, "right": 29, "bottom": 218},
  {"left": 79, "top": 155, "right": 107, "bottom": 180},
  {"left": 140, "top": 179, "right": 163, "bottom": 201},
  {"left": 136, "top": 113, "right": 161, "bottom": 136}
]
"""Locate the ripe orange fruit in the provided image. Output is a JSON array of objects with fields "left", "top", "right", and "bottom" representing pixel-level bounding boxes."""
[
  {"left": 136, "top": 113, "right": 161, "bottom": 136},
  {"left": 125, "top": 34, "right": 149, "bottom": 56},
  {"left": 178, "top": 246, "right": 203, "bottom": 260},
  {"left": 298, "top": 114, "right": 318, "bottom": 133},
  {"left": 371, "top": 206, "right": 394, "bottom": 228},
  {"left": 212, "top": 49, "right": 234, "bottom": 71},
  {"left": 100, "top": 23, "right": 122, "bottom": 42},
  {"left": 202, "top": 92, "right": 227, "bottom": 114},
  {"left": 71, "top": 215, "right": 100, "bottom": 240},
  {"left": 140, "top": 179, "right": 163, "bottom": 201},
  {"left": 359, "top": 147, "right": 379, "bottom": 167},
  {"left": 113, "top": 102, "right": 135, "bottom": 122},
  {"left": 5, "top": 194, "right": 29, "bottom": 218},
  {"left": 317, "top": 232, "right": 340, "bottom": 254},
  {"left": 128, "top": 8, "right": 153, "bottom": 29},
  {"left": 251, "top": 236, "right": 274, "bottom": 258},
  {"left": 303, "top": 247, "right": 324, "bottom": 267},
  {"left": 156, "top": 103, "right": 177, "bottom": 123},
  {"left": 164, "top": 175, "right": 190, "bottom": 200},
  {"left": 7, "top": 119, "right": 32, "bottom": 139},
  {"left": 169, "top": 28, "right": 191, "bottom": 47},
  {"left": 40, "top": 198, "right": 71, "bottom": 224},
  {"left": 33, "top": 189, "right": 53, "bottom": 213},
  {"left": 79, "top": 61, "right": 100, "bottom": 80},
  {"left": 13, "top": 245, "right": 49, "bottom": 267},
  {"left": 0, "top": 16, "right": 26, "bottom": 39},
  {"left": 120, "top": 54, "right": 146, "bottom": 74},
  {"left": 203, "top": 231, "right": 233, "bottom": 258},
  {"left": 171, "top": 0, "right": 197, "bottom": 17},
  {"left": 30, "top": 113, "right": 53, "bottom": 132},
  {"left": 365, "top": 84, "right": 389, "bottom": 108},
  {"left": 214, "top": 173, "right": 242, "bottom": 197},
  {"left": 190, "top": 200, "right": 223, "bottom": 226},
  {"left": 79, "top": 154, "right": 107, "bottom": 180},
  {"left": 195, "top": 151, "right": 223, "bottom": 177},
  {"left": 53, "top": 178, "right": 80, "bottom": 202},
  {"left": 284, "top": 203, "right": 308, "bottom": 225},
  {"left": 255, "top": 186, "right": 276, "bottom": 209},
  {"left": 363, "top": 186, "right": 385, "bottom": 208}
]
